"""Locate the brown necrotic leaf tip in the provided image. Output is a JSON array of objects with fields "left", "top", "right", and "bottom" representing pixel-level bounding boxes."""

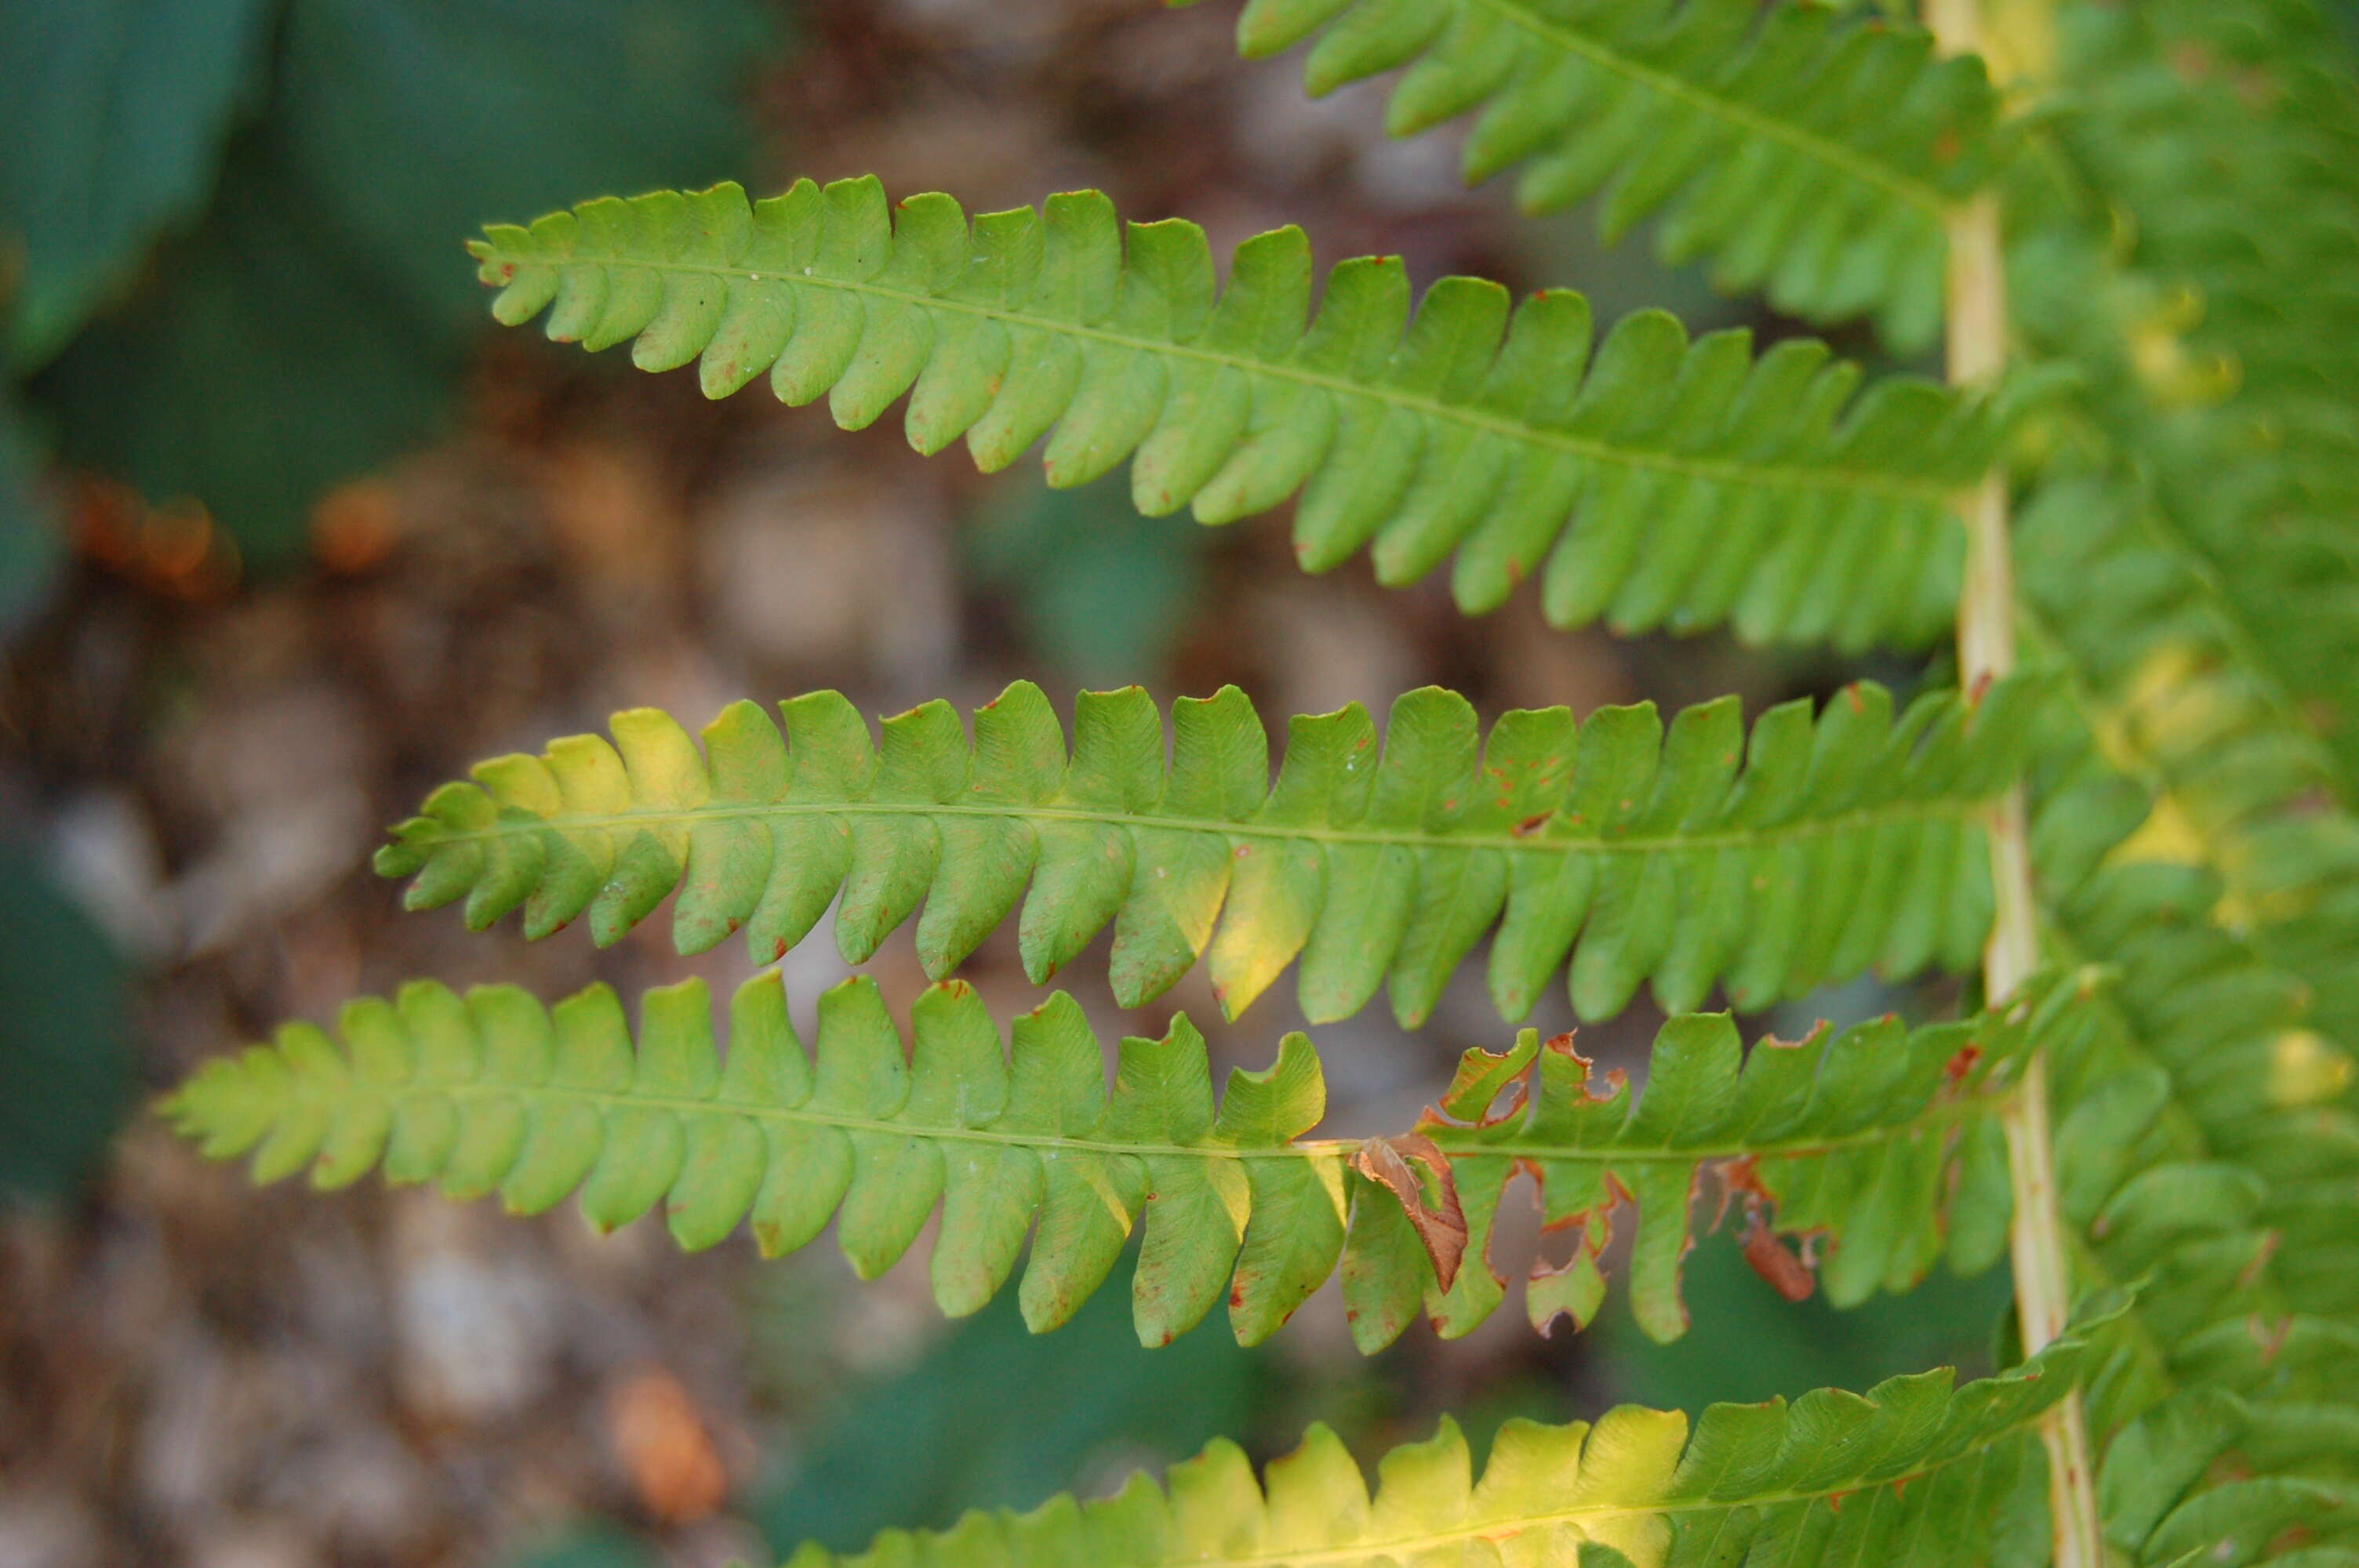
[{"left": 1350, "top": 1133, "right": 1469, "bottom": 1292}]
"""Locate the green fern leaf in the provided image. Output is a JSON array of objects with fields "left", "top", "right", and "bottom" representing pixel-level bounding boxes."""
[
  {"left": 770, "top": 1314, "right": 2110, "bottom": 1568},
  {"left": 160, "top": 969, "right": 2055, "bottom": 1353},
  {"left": 375, "top": 677, "right": 2049, "bottom": 1026},
  {"left": 467, "top": 176, "right": 2008, "bottom": 647},
  {"left": 1208, "top": 0, "right": 2007, "bottom": 351}
]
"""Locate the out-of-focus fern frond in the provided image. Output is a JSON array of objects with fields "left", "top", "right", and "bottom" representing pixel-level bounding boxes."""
[
  {"left": 162, "top": 971, "right": 2048, "bottom": 1352},
  {"left": 2019, "top": 472, "right": 2359, "bottom": 1069},
  {"left": 1201, "top": 0, "right": 2008, "bottom": 350},
  {"left": 773, "top": 1318, "right": 2110, "bottom": 1568},
  {"left": 376, "top": 678, "right": 2050, "bottom": 1027},
  {"left": 469, "top": 177, "right": 2016, "bottom": 647},
  {"left": 2030, "top": 741, "right": 2359, "bottom": 1566},
  {"left": 2016, "top": 0, "right": 2359, "bottom": 1069}
]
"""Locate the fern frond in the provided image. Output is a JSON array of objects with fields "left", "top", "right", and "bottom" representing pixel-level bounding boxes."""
[
  {"left": 774, "top": 1319, "right": 2107, "bottom": 1568},
  {"left": 2029, "top": 751, "right": 2359, "bottom": 1563},
  {"left": 162, "top": 971, "right": 2049, "bottom": 1352},
  {"left": 467, "top": 176, "right": 2010, "bottom": 647},
  {"left": 376, "top": 677, "right": 2050, "bottom": 1027},
  {"left": 1209, "top": 0, "right": 2007, "bottom": 350}
]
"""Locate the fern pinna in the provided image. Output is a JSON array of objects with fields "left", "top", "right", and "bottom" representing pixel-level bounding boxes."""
[
  {"left": 163, "top": 967, "right": 2054, "bottom": 1352},
  {"left": 471, "top": 176, "right": 2010, "bottom": 648},
  {"left": 162, "top": 1, "right": 2359, "bottom": 1564},
  {"left": 375, "top": 678, "right": 2046, "bottom": 1025}
]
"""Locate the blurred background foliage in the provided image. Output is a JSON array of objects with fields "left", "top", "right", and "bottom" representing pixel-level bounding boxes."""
[
  {"left": 0, "top": 5, "right": 2026, "bottom": 1566},
  {"left": 0, "top": 845, "right": 134, "bottom": 1201},
  {"left": 2, "top": 0, "right": 778, "bottom": 590}
]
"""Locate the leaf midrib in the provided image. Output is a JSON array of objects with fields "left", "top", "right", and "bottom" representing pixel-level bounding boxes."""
[
  {"left": 479, "top": 246, "right": 1962, "bottom": 506},
  {"left": 1467, "top": 0, "right": 1960, "bottom": 221},
  {"left": 282, "top": 1075, "right": 2006, "bottom": 1169},
  {"left": 426, "top": 792, "right": 1987, "bottom": 858}
]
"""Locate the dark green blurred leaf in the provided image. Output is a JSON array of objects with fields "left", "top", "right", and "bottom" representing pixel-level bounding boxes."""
[
  {"left": 0, "top": 0, "right": 274, "bottom": 368},
  {"left": 0, "top": 388, "right": 64, "bottom": 636},
  {"left": 35, "top": 135, "right": 450, "bottom": 568},
  {"left": 273, "top": 0, "right": 775, "bottom": 336},
  {"left": 0, "top": 846, "right": 135, "bottom": 1201},
  {"left": 1598, "top": 1218, "right": 2012, "bottom": 1414},
  {"left": 29, "top": 0, "right": 776, "bottom": 567},
  {"left": 752, "top": 1267, "right": 1263, "bottom": 1555},
  {"left": 965, "top": 472, "right": 1208, "bottom": 687}
]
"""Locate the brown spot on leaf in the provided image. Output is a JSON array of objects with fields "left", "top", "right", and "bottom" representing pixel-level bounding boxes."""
[
  {"left": 1513, "top": 813, "right": 1550, "bottom": 837},
  {"left": 1714, "top": 1153, "right": 1766, "bottom": 1231},
  {"left": 1943, "top": 1043, "right": 1982, "bottom": 1089}
]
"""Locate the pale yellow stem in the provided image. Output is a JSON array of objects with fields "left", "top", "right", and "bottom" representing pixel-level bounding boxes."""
[{"left": 1926, "top": 2, "right": 2103, "bottom": 1564}]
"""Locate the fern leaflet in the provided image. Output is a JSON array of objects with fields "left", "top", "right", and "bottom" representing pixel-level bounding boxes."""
[
  {"left": 772, "top": 1315, "right": 2109, "bottom": 1568},
  {"left": 162, "top": 971, "right": 2050, "bottom": 1352},
  {"left": 1209, "top": 0, "right": 2008, "bottom": 350},
  {"left": 468, "top": 176, "right": 2013, "bottom": 647},
  {"left": 376, "top": 677, "right": 2050, "bottom": 1027}
]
